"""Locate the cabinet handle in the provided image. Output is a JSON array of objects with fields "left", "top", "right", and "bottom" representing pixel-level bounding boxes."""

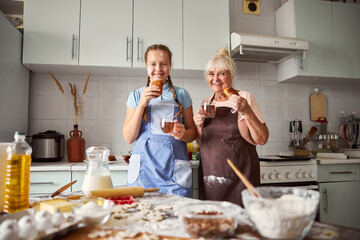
[
  {"left": 126, "top": 37, "right": 131, "bottom": 61},
  {"left": 329, "top": 171, "right": 353, "bottom": 174},
  {"left": 137, "top": 37, "right": 143, "bottom": 62},
  {"left": 31, "top": 182, "right": 54, "bottom": 185},
  {"left": 71, "top": 34, "right": 76, "bottom": 59},
  {"left": 323, "top": 188, "right": 328, "bottom": 214}
]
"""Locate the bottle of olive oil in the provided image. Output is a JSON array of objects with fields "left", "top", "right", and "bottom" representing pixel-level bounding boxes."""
[{"left": 4, "top": 132, "right": 32, "bottom": 213}]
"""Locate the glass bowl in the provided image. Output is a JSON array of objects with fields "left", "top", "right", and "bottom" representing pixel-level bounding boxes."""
[
  {"left": 177, "top": 200, "right": 241, "bottom": 238},
  {"left": 72, "top": 197, "right": 114, "bottom": 226},
  {"left": 242, "top": 187, "right": 320, "bottom": 240}
]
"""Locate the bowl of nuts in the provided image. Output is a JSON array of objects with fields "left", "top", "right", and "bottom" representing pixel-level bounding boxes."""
[{"left": 177, "top": 200, "right": 241, "bottom": 238}]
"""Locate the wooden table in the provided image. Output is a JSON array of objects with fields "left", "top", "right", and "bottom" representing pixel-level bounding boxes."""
[{"left": 61, "top": 192, "right": 360, "bottom": 240}]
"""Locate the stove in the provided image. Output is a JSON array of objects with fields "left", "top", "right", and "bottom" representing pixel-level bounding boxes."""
[{"left": 259, "top": 156, "right": 317, "bottom": 185}]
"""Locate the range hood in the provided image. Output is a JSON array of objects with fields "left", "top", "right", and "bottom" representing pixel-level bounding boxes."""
[{"left": 230, "top": 32, "right": 309, "bottom": 63}]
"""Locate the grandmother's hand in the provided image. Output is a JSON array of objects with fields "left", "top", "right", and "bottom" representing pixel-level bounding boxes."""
[
  {"left": 229, "top": 95, "right": 252, "bottom": 116},
  {"left": 193, "top": 109, "right": 206, "bottom": 128},
  {"left": 171, "top": 120, "right": 185, "bottom": 140}
]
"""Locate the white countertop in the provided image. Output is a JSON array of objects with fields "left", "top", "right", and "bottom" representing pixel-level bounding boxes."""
[
  {"left": 30, "top": 159, "right": 200, "bottom": 171},
  {"left": 316, "top": 158, "right": 360, "bottom": 164}
]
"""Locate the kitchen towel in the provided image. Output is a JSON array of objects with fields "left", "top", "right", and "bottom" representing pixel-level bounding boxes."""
[
  {"left": 316, "top": 152, "right": 349, "bottom": 160},
  {"left": 0, "top": 143, "right": 11, "bottom": 212}
]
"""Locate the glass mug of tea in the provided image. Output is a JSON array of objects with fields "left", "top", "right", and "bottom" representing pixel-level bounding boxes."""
[
  {"left": 160, "top": 118, "right": 175, "bottom": 133},
  {"left": 201, "top": 101, "right": 216, "bottom": 118}
]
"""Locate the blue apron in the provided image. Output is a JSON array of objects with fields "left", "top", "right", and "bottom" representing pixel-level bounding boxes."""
[{"left": 127, "top": 99, "right": 192, "bottom": 197}]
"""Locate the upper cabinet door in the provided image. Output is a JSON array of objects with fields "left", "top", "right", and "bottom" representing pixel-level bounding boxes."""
[
  {"left": 133, "top": 0, "right": 182, "bottom": 69},
  {"left": 293, "top": 0, "right": 335, "bottom": 78},
  {"left": 183, "top": 0, "right": 229, "bottom": 70},
  {"left": 79, "top": 0, "right": 133, "bottom": 67},
  {"left": 333, "top": 2, "right": 360, "bottom": 79},
  {"left": 23, "top": 0, "right": 80, "bottom": 65}
]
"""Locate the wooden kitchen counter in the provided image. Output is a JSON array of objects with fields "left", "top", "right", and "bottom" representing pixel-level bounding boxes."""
[{"left": 60, "top": 192, "right": 360, "bottom": 240}]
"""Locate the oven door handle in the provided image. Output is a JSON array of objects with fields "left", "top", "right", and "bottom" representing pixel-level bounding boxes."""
[
  {"left": 329, "top": 171, "right": 353, "bottom": 174},
  {"left": 322, "top": 188, "right": 328, "bottom": 214}
]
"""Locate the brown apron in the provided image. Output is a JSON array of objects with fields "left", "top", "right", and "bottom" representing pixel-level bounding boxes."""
[{"left": 199, "top": 99, "right": 260, "bottom": 207}]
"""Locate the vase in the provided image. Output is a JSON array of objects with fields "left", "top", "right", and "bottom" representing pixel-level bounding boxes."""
[{"left": 67, "top": 124, "right": 85, "bottom": 162}]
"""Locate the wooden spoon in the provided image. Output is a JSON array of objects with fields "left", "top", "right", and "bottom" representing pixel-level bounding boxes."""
[
  {"left": 227, "top": 159, "right": 260, "bottom": 198},
  {"left": 51, "top": 180, "right": 77, "bottom": 198}
]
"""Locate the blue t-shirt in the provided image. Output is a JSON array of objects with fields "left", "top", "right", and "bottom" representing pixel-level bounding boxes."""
[{"left": 127, "top": 81, "right": 192, "bottom": 110}]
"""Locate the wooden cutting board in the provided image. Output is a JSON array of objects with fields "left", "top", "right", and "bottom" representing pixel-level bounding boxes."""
[{"left": 310, "top": 92, "right": 327, "bottom": 121}]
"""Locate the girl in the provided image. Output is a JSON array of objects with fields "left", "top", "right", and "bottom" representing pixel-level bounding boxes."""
[{"left": 123, "top": 44, "right": 196, "bottom": 197}]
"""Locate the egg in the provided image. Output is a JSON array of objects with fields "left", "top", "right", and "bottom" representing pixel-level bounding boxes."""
[
  {"left": 0, "top": 219, "right": 19, "bottom": 240},
  {"left": 51, "top": 212, "right": 66, "bottom": 227},
  {"left": 18, "top": 215, "right": 37, "bottom": 240},
  {"left": 35, "top": 210, "right": 51, "bottom": 223},
  {"left": 36, "top": 218, "right": 53, "bottom": 232},
  {"left": 18, "top": 225, "right": 37, "bottom": 240},
  {"left": 18, "top": 215, "right": 35, "bottom": 227}
]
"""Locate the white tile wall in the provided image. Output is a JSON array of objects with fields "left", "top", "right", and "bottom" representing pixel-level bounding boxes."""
[{"left": 28, "top": 0, "right": 360, "bottom": 158}]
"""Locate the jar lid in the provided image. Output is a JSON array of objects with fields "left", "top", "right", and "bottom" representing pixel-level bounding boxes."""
[
  {"left": 32, "top": 130, "right": 64, "bottom": 139},
  {"left": 86, "top": 146, "right": 110, "bottom": 161}
]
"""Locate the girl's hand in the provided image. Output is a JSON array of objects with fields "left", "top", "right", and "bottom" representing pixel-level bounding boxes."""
[
  {"left": 139, "top": 85, "right": 161, "bottom": 108},
  {"left": 171, "top": 120, "right": 185, "bottom": 140},
  {"left": 193, "top": 109, "right": 205, "bottom": 128},
  {"left": 229, "top": 95, "right": 252, "bottom": 116}
]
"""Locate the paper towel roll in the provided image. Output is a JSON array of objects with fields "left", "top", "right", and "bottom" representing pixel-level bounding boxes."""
[{"left": 0, "top": 143, "right": 10, "bottom": 212}]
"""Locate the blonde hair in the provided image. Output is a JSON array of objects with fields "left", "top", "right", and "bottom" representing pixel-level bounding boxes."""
[
  {"left": 142, "top": 44, "right": 184, "bottom": 122},
  {"left": 205, "top": 48, "right": 236, "bottom": 79}
]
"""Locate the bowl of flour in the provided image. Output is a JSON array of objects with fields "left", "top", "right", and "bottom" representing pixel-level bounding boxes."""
[{"left": 242, "top": 187, "right": 319, "bottom": 240}]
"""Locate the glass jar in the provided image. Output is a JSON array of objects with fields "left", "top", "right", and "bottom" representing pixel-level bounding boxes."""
[{"left": 82, "top": 146, "right": 113, "bottom": 194}]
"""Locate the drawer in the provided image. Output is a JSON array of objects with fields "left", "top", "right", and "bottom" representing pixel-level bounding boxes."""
[
  {"left": 317, "top": 164, "right": 360, "bottom": 182},
  {"left": 71, "top": 171, "right": 86, "bottom": 192},
  {"left": 30, "top": 171, "right": 71, "bottom": 195}
]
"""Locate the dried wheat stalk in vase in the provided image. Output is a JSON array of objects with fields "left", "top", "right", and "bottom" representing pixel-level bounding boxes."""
[
  {"left": 49, "top": 72, "right": 65, "bottom": 94},
  {"left": 83, "top": 72, "right": 90, "bottom": 95},
  {"left": 69, "top": 83, "right": 79, "bottom": 125},
  {"left": 49, "top": 72, "right": 90, "bottom": 125}
]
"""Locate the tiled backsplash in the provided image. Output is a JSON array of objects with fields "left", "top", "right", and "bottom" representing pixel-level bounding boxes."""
[{"left": 28, "top": 0, "right": 360, "bottom": 157}]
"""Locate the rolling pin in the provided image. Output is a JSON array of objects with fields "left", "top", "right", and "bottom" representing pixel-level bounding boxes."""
[{"left": 89, "top": 186, "right": 159, "bottom": 198}]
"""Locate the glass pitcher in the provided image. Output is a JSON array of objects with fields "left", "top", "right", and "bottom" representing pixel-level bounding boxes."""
[{"left": 82, "top": 146, "right": 113, "bottom": 194}]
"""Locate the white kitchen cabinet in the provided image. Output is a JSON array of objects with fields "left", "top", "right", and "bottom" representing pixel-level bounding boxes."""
[
  {"left": 79, "top": 0, "right": 133, "bottom": 67},
  {"left": 276, "top": 0, "right": 335, "bottom": 82},
  {"left": 332, "top": 2, "right": 360, "bottom": 79},
  {"left": 132, "top": 0, "right": 182, "bottom": 69},
  {"left": 317, "top": 163, "right": 360, "bottom": 230},
  {"left": 23, "top": 0, "right": 80, "bottom": 66},
  {"left": 183, "top": 0, "right": 229, "bottom": 70},
  {"left": 30, "top": 171, "right": 72, "bottom": 196},
  {"left": 23, "top": 0, "right": 229, "bottom": 71}
]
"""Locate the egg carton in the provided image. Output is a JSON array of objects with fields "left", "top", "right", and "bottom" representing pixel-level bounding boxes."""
[{"left": 0, "top": 208, "right": 82, "bottom": 240}]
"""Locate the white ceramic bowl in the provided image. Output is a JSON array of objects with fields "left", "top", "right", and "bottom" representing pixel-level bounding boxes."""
[
  {"left": 242, "top": 187, "right": 319, "bottom": 240},
  {"left": 343, "top": 149, "right": 360, "bottom": 158},
  {"left": 177, "top": 200, "right": 241, "bottom": 238},
  {"left": 73, "top": 197, "right": 114, "bottom": 226}
]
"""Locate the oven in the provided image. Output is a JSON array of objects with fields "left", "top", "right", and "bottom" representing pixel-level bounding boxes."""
[{"left": 259, "top": 156, "right": 318, "bottom": 190}]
